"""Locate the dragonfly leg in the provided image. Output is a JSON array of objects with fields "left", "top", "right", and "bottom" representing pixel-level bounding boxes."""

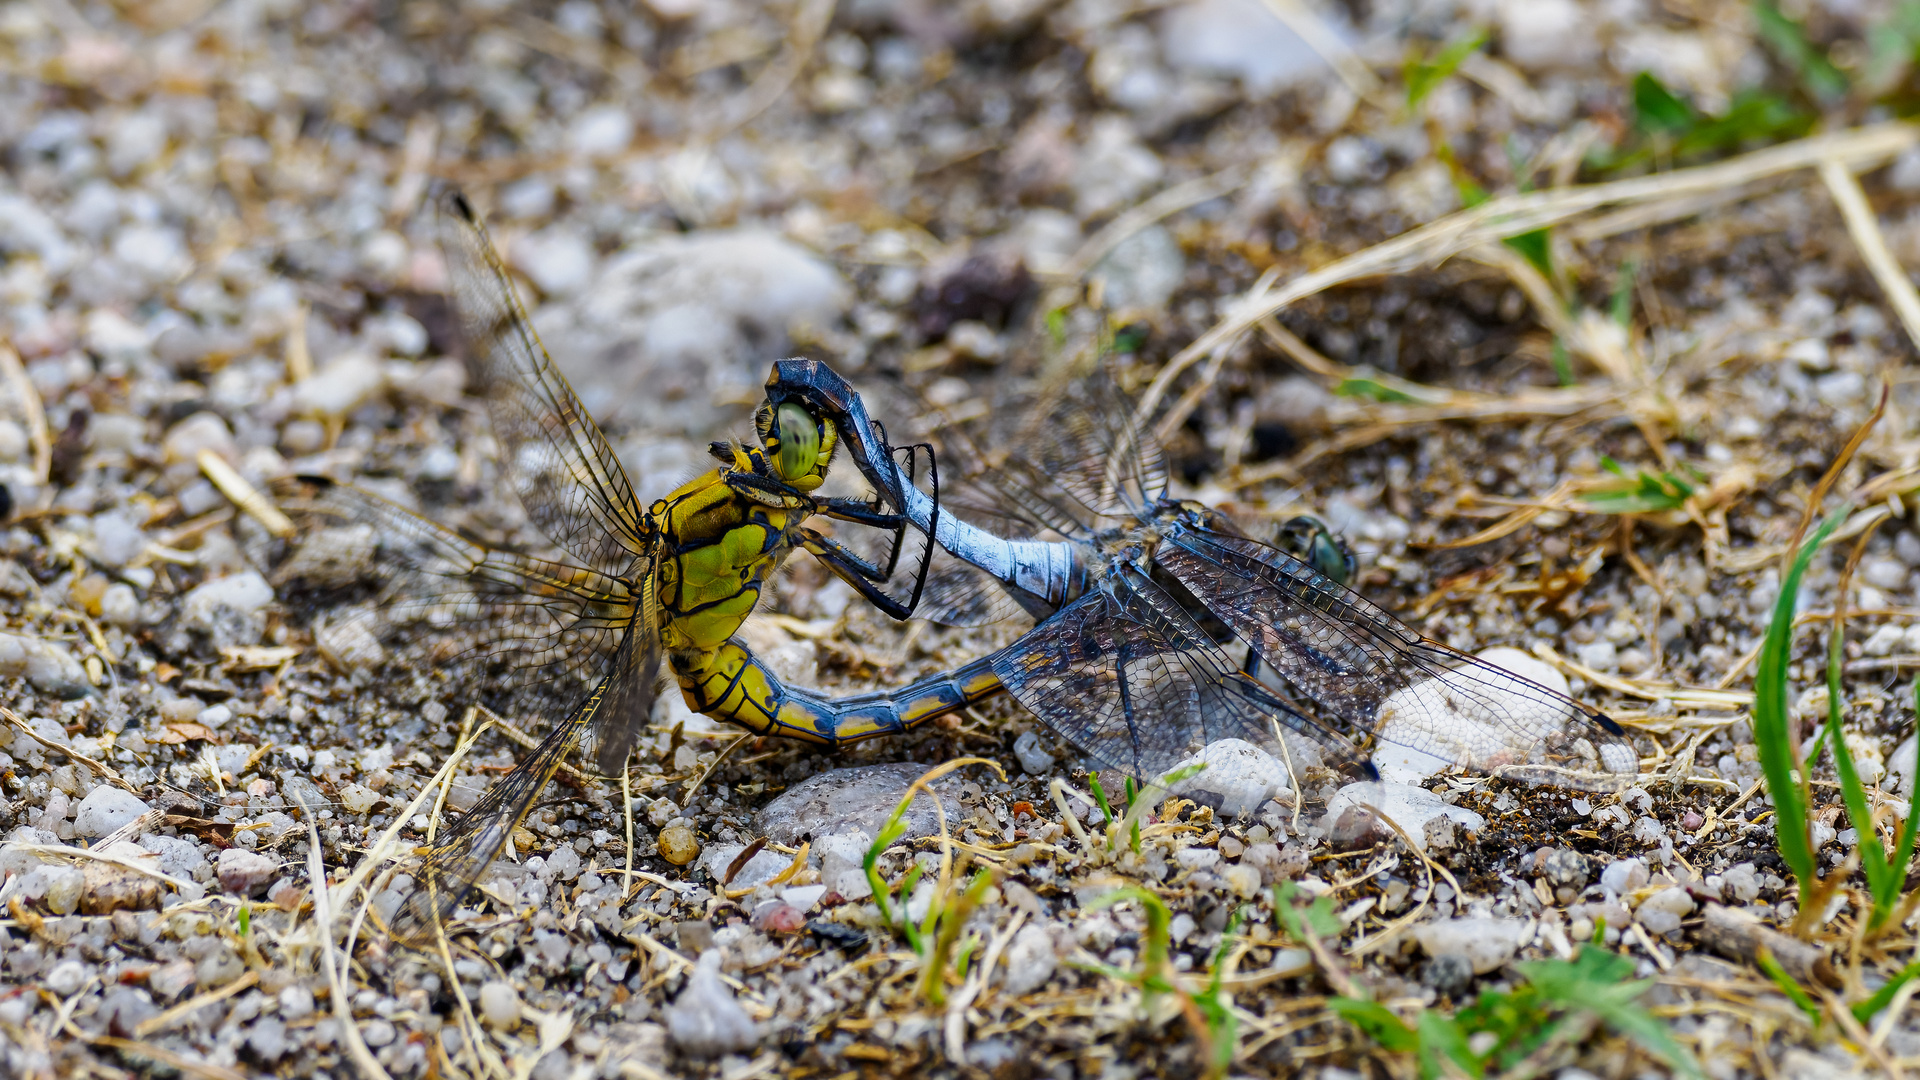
[
  {"left": 818, "top": 497, "right": 907, "bottom": 529},
  {"left": 721, "top": 470, "right": 812, "bottom": 509},
  {"left": 800, "top": 530, "right": 920, "bottom": 621}
]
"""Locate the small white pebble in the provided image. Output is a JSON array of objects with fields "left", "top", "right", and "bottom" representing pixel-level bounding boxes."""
[
  {"left": 1223, "top": 864, "right": 1262, "bottom": 898},
  {"left": 479, "top": 981, "right": 521, "bottom": 1030},
  {"left": 45, "top": 959, "right": 87, "bottom": 997},
  {"left": 279, "top": 984, "right": 315, "bottom": 1020}
]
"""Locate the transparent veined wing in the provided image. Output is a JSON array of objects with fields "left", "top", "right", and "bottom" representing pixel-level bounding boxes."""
[
  {"left": 440, "top": 191, "right": 649, "bottom": 580},
  {"left": 389, "top": 660, "right": 624, "bottom": 945},
  {"left": 989, "top": 562, "right": 1363, "bottom": 786},
  {"left": 270, "top": 476, "right": 660, "bottom": 774},
  {"left": 1157, "top": 519, "right": 1639, "bottom": 791}
]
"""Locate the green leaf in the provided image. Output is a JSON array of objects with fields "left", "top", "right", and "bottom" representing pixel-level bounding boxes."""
[
  {"left": 1337, "top": 376, "right": 1422, "bottom": 404},
  {"left": 1087, "top": 771, "right": 1115, "bottom": 826},
  {"left": 1519, "top": 947, "right": 1704, "bottom": 1080},
  {"left": 1753, "top": 503, "right": 1853, "bottom": 902},
  {"left": 1579, "top": 462, "right": 1697, "bottom": 514},
  {"left": 1596, "top": 77, "right": 1815, "bottom": 175},
  {"left": 1756, "top": 946, "right": 1824, "bottom": 1028},
  {"left": 1405, "top": 28, "right": 1490, "bottom": 109},
  {"left": 1754, "top": 0, "right": 1850, "bottom": 102},
  {"left": 1417, "top": 1010, "right": 1483, "bottom": 1080},
  {"left": 1329, "top": 998, "right": 1419, "bottom": 1052},
  {"left": 1503, "top": 227, "right": 1553, "bottom": 279},
  {"left": 1854, "top": 961, "right": 1920, "bottom": 1026},
  {"left": 1632, "top": 73, "right": 1697, "bottom": 133}
]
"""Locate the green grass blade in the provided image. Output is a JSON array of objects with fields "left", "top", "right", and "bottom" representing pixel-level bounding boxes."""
[
  {"left": 1888, "top": 677, "right": 1920, "bottom": 916},
  {"left": 1328, "top": 998, "right": 1418, "bottom": 1053},
  {"left": 1753, "top": 503, "right": 1852, "bottom": 900},
  {"left": 1417, "top": 1010, "right": 1481, "bottom": 1080},
  {"left": 1753, "top": 0, "right": 1849, "bottom": 101},
  {"left": 1853, "top": 961, "right": 1920, "bottom": 1026},
  {"left": 1088, "top": 772, "right": 1115, "bottom": 826},
  {"left": 1825, "top": 618, "right": 1891, "bottom": 901},
  {"left": 1405, "top": 28, "right": 1488, "bottom": 109},
  {"left": 1756, "top": 946, "right": 1823, "bottom": 1027}
]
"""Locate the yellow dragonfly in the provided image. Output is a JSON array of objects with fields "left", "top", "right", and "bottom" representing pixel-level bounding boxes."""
[{"left": 272, "top": 193, "right": 950, "bottom": 943}]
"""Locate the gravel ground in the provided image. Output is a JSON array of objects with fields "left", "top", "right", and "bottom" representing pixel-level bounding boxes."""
[{"left": 8, "top": 1, "right": 1920, "bottom": 1078}]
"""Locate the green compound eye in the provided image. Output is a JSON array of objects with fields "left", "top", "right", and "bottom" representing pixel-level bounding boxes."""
[{"left": 774, "top": 402, "right": 820, "bottom": 481}]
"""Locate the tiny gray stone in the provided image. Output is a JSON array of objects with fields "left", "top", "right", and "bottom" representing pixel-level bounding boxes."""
[
  {"left": 179, "top": 571, "right": 273, "bottom": 650},
  {"left": 360, "top": 1018, "right": 397, "bottom": 1048},
  {"left": 1000, "top": 922, "right": 1057, "bottom": 996},
  {"left": 479, "top": 980, "right": 521, "bottom": 1030},
  {"left": 279, "top": 984, "right": 316, "bottom": 1020},
  {"left": 1412, "top": 916, "right": 1530, "bottom": 974},
  {"left": 196, "top": 946, "right": 245, "bottom": 988},
  {"left": 0, "top": 632, "right": 91, "bottom": 698},
  {"left": 43, "top": 864, "right": 84, "bottom": 914},
  {"left": 1422, "top": 952, "right": 1474, "bottom": 996},
  {"left": 756, "top": 762, "right": 962, "bottom": 845},
  {"left": 217, "top": 847, "right": 279, "bottom": 898},
  {"left": 665, "top": 950, "right": 759, "bottom": 1057},
  {"left": 1600, "top": 857, "right": 1649, "bottom": 897},
  {"left": 150, "top": 958, "right": 198, "bottom": 1000},
  {"left": 1012, "top": 731, "right": 1054, "bottom": 775},
  {"left": 1090, "top": 224, "right": 1183, "bottom": 313},
  {"left": 1540, "top": 848, "right": 1588, "bottom": 889}
]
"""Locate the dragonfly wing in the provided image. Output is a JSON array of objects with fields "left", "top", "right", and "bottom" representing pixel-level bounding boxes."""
[
  {"left": 390, "top": 668, "right": 618, "bottom": 946},
  {"left": 1023, "top": 367, "right": 1169, "bottom": 519},
  {"left": 440, "top": 192, "right": 649, "bottom": 579},
  {"left": 1158, "top": 521, "right": 1639, "bottom": 791},
  {"left": 976, "top": 368, "right": 1169, "bottom": 533},
  {"left": 271, "top": 477, "right": 637, "bottom": 712},
  {"left": 989, "top": 564, "right": 1362, "bottom": 786},
  {"left": 587, "top": 576, "right": 660, "bottom": 776}
]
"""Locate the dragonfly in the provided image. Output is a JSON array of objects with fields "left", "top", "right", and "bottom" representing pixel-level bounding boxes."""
[
  {"left": 765, "top": 359, "right": 1642, "bottom": 793},
  {"left": 270, "top": 193, "right": 950, "bottom": 943}
]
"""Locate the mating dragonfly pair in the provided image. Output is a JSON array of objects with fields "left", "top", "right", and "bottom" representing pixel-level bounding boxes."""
[{"left": 269, "top": 194, "right": 1639, "bottom": 944}]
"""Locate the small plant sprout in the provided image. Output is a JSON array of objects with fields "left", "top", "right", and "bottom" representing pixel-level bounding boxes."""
[
  {"left": 1333, "top": 943, "right": 1703, "bottom": 1080},
  {"left": 1078, "top": 887, "right": 1241, "bottom": 1080},
  {"left": 1086, "top": 770, "right": 1116, "bottom": 827},
  {"left": 1820, "top": 528, "right": 1920, "bottom": 940},
  {"left": 1755, "top": 945, "right": 1823, "bottom": 1029},
  {"left": 1104, "top": 762, "right": 1206, "bottom": 852},
  {"left": 859, "top": 757, "right": 1006, "bottom": 1004}
]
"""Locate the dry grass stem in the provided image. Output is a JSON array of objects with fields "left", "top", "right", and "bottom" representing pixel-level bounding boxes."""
[
  {"left": 1136, "top": 121, "right": 1920, "bottom": 433},
  {"left": 1062, "top": 164, "right": 1254, "bottom": 281},
  {"left": 1, "top": 704, "right": 140, "bottom": 793},
  {"left": 1822, "top": 159, "right": 1920, "bottom": 353},
  {"left": 133, "top": 970, "right": 260, "bottom": 1038},
  {"left": 0, "top": 341, "right": 49, "bottom": 486},
  {"left": 197, "top": 449, "right": 295, "bottom": 538}
]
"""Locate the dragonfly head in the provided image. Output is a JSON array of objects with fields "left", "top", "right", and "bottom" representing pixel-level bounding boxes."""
[
  {"left": 755, "top": 400, "right": 839, "bottom": 492},
  {"left": 764, "top": 358, "right": 906, "bottom": 510},
  {"left": 1276, "top": 514, "right": 1357, "bottom": 587}
]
